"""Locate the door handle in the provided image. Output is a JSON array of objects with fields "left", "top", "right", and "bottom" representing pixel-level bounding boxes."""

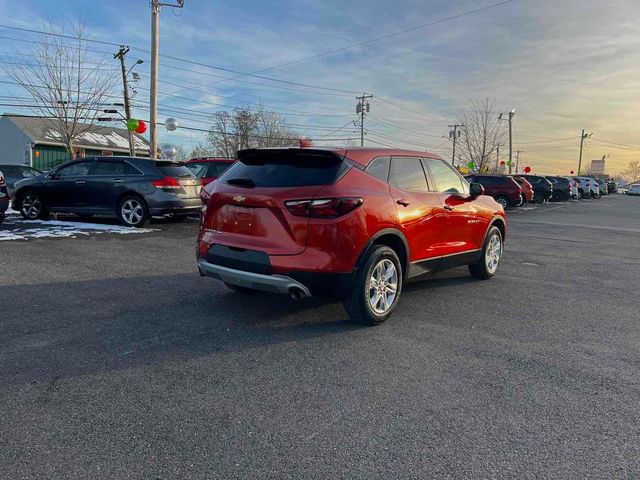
[
  {"left": 443, "top": 205, "right": 454, "bottom": 211},
  {"left": 396, "top": 199, "right": 410, "bottom": 207},
  {"left": 113, "top": 178, "right": 123, "bottom": 183},
  {"left": 75, "top": 180, "right": 86, "bottom": 185}
]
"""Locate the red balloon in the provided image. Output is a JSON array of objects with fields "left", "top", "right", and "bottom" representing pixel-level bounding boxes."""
[
  {"left": 523, "top": 166, "right": 531, "bottom": 173},
  {"left": 135, "top": 120, "right": 147, "bottom": 134},
  {"left": 500, "top": 161, "right": 506, "bottom": 166}
]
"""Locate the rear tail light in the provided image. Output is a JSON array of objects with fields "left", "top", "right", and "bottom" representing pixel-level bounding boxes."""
[
  {"left": 285, "top": 197, "right": 364, "bottom": 218},
  {"left": 152, "top": 177, "right": 181, "bottom": 189}
]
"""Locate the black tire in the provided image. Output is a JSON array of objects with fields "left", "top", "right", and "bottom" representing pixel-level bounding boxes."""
[
  {"left": 117, "top": 194, "right": 149, "bottom": 228},
  {"left": 552, "top": 191, "right": 563, "bottom": 202},
  {"left": 224, "top": 283, "right": 257, "bottom": 294},
  {"left": 495, "top": 195, "right": 510, "bottom": 209},
  {"left": 343, "top": 245, "right": 402, "bottom": 326},
  {"left": 533, "top": 190, "right": 545, "bottom": 204},
  {"left": 18, "top": 190, "right": 49, "bottom": 220},
  {"left": 469, "top": 226, "right": 503, "bottom": 280},
  {"left": 517, "top": 194, "right": 524, "bottom": 207}
]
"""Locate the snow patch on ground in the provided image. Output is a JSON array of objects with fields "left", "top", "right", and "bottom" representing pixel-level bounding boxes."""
[{"left": 0, "top": 218, "right": 158, "bottom": 241}]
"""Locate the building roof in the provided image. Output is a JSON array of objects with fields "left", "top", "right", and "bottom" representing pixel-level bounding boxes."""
[{"left": 2, "top": 114, "right": 150, "bottom": 154}]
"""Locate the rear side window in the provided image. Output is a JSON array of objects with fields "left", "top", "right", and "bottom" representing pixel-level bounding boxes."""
[
  {"left": 366, "top": 156, "right": 390, "bottom": 182},
  {"left": 389, "top": 157, "right": 428, "bottom": 192},
  {"left": 220, "top": 150, "right": 348, "bottom": 188},
  {"left": 155, "top": 162, "right": 195, "bottom": 178},
  {"left": 92, "top": 161, "right": 126, "bottom": 176},
  {"left": 423, "top": 159, "right": 467, "bottom": 194}
]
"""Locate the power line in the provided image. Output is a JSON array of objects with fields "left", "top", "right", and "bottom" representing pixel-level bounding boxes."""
[{"left": 0, "top": 23, "right": 359, "bottom": 96}]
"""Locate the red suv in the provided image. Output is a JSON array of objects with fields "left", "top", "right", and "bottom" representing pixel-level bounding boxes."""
[
  {"left": 185, "top": 157, "right": 236, "bottom": 187},
  {"left": 197, "top": 147, "right": 507, "bottom": 325}
]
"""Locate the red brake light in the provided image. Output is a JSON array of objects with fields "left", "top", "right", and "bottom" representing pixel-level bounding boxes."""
[
  {"left": 152, "top": 177, "right": 181, "bottom": 188},
  {"left": 285, "top": 197, "right": 364, "bottom": 218}
]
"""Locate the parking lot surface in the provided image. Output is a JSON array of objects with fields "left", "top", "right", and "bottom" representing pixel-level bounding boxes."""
[{"left": 1, "top": 195, "right": 639, "bottom": 479}]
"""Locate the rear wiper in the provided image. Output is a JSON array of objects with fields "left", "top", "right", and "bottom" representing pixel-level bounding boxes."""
[{"left": 226, "top": 177, "right": 256, "bottom": 188}]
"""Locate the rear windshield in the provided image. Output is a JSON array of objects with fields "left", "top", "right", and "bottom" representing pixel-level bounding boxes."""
[
  {"left": 220, "top": 150, "right": 348, "bottom": 188},
  {"left": 187, "top": 161, "right": 234, "bottom": 178},
  {"left": 155, "top": 162, "right": 195, "bottom": 178}
]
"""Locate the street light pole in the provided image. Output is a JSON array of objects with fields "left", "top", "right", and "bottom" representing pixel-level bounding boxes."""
[
  {"left": 508, "top": 110, "right": 514, "bottom": 175},
  {"left": 150, "top": 1, "right": 160, "bottom": 159}
]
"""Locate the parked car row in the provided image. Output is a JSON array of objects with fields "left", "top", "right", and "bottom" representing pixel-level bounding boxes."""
[{"left": 463, "top": 173, "right": 618, "bottom": 208}]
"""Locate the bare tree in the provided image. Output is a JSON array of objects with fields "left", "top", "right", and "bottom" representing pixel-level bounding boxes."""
[
  {"left": 206, "top": 107, "right": 298, "bottom": 157},
  {"left": 621, "top": 160, "right": 640, "bottom": 183},
  {"left": 457, "top": 99, "right": 505, "bottom": 172},
  {"left": 2, "top": 23, "right": 118, "bottom": 157}
]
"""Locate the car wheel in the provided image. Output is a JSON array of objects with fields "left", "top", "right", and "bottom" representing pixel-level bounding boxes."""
[
  {"left": 19, "top": 191, "right": 48, "bottom": 220},
  {"left": 552, "top": 192, "right": 563, "bottom": 201},
  {"left": 469, "top": 226, "right": 503, "bottom": 280},
  {"left": 517, "top": 194, "right": 524, "bottom": 207},
  {"left": 118, "top": 195, "right": 149, "bottom": 228},
  {"left": 224, "top": 283, "right": 257, "bottom": 294},
  {"left": 495, "top": 195, "right": 510, "bottom": 209},
  {"left": 343, "top": 245, "right": 402, "bottom": 326},
  {"left": 533, "top": 191, "right": 545, "bottom": 203}
]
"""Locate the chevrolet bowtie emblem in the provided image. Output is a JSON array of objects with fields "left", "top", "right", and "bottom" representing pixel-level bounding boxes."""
[{"left": 232, "top": 195, "right": 246, "bottom": 203}]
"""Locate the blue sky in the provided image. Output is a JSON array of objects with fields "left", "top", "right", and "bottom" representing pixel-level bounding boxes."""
[{"left": 1, "top": 0, "right": 639, "bottom": 174}]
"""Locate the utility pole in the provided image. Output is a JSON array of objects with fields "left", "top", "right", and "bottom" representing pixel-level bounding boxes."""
[
  {"left": 149, "top": 0, "right": 184, "bottom": 159},
  {"left": 356, "top": 93, "right": 373, "bottom": 147},
  {"left": 448, "top": 124, "right": 463, "bottom": 166},
  {"left": 515, "top": 150, "right": 522, "bottom": 173},
  {"left": 578, "top": 129, "right": 592, "bottom": 175},
  {"left": 495, "top": 143, "right": 501, "bottom": 171},
  {"left": 115, "top": 46, "right": 135, "bottom": 157},
  {"left": 498, "top": 109, "right": 515, "bottom": 174}
]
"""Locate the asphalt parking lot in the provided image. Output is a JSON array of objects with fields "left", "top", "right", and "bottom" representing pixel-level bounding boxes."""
[{"left": 1, "top": 195, "right": 639, "bottom": 479}]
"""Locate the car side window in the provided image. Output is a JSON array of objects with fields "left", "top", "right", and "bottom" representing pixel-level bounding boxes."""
[
  {"left": 56, "top": 161, "right": 93, "bottom": 177},
  {"left": 92, "top": 161, "right": 126, "bottom": 176},
  {"left": 21, "top": 167, "right": 38, "bottom": 177},
  {"left": 389, "top": 157, "right": 428, "bottom": 192},
  {"left": 125, "top": 162, "right": 143, "bottom": 175},
  {"left": 208, "top": 163, "right": 234, "bottom": 177},
  {"left": 365, "top": 156, "right": 391, "bottom": 182},
  {"left": 423, "top": 159, "right": 468, "bottom": 194}
]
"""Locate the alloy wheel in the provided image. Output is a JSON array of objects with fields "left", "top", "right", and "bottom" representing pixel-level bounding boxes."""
[
  {"left": 368, "top": 259, "right": 398, "bottom": 314},
  {"left": 22, "top": 194, "right": 41, "bottom": 219},
  {"left": 496, "top": 196, "right": 509, "bottom": 209},
  {"left": 485, "top": 234, "right": 502, "bottom": 274},
  {"left": 121, "top": 199, "right": 144, "bottom": 225}
]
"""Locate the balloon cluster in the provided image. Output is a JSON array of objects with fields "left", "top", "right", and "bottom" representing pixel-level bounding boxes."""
[{"left": 126, "top": 119, "right": 147, "bottom": 134}]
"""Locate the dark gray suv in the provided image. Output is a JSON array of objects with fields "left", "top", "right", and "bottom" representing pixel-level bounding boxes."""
[{"left": 13, "top": 157, "right": 201, "bottom": 227}]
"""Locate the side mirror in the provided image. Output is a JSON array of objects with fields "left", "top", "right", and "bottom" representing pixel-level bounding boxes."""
[
  {"left": 469, "top": 182, "right": 484, "bottom": 197},
  {"left": 47, "top": 171, "right": 58, "bottom": 180}
]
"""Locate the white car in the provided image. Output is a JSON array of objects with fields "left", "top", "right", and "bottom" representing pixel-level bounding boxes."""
[
  {"left": 578, "top": 177, "right": 600, "bottom": 199},
  {"left": 628, "top": 184, "right": 640, "bottom": 196}
]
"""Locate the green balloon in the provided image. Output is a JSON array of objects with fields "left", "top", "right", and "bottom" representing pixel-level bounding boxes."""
[
  {"left": 506, "top": 161, "right": 512, "bottom": 167},
  {"left": 127, "top": 118, "right": 139, "bottom": 131},
  {"left": 467, "top": 161, "right": 475, "bottom": 169}
]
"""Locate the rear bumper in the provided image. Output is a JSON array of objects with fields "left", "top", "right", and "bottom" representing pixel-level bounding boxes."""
[
  {"left": 148, "top": 197, "right": 201, "bottom": 215},
  {"left": 198, "top": 259, "right": 312, "bottom": 297}
]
